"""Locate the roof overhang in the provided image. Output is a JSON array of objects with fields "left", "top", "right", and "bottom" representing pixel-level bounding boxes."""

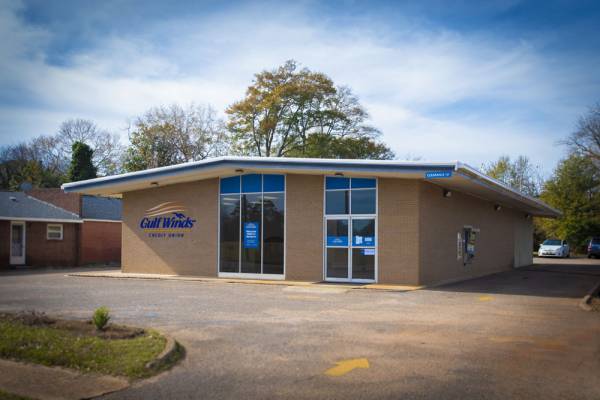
[
  {"left": 0, "top": 217, "right": 83, "bottom": 223},
  {"left": 61, "top": 156, "right": 560, "bottom": 218}
]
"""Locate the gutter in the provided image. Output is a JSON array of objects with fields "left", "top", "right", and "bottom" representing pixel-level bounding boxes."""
[{"left": 0, "top": 217, "right": 83, "bottom": 223}]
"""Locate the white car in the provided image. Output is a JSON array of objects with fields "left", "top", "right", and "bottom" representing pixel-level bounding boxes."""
[{"left": 538, "top": 239, "right": 570, "bottom": 258}]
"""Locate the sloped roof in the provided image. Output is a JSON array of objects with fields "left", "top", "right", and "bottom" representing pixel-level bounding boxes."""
[
  {"left": 81, "top": 195, "right": 122, "bottom": 221},
  {"left": 62, "top": 156, "right": 560, "bottom": 218},
  {"left": 0, "top": 191, "right": 82, "bottom": 223}
]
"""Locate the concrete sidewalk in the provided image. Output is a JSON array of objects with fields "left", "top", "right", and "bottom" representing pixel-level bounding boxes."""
[
  {"left": 0, "top": 359, "right": 128, "bottom": 400},
  {"left": 68, "top": 270, "right": 423, "bottom": 292}
]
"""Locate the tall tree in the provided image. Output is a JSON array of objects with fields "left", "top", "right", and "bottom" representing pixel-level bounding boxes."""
[
  {"left": 57, "top": 118, "right": 123, "bottom": 175},
  {"left": 123, "top": 103, "right": 226, "bottom": 172},
  {"left": 68, "top": 141, "right": 97, "bottom": 182},
  {"left": 287, "top": 133, "right": 395, "bottom": 159},
  {"left": 482, "top": 155, "right": 543, "bottom": 197},
  {"left": 564, "top": 103, "right": 600, "bottom": 167},
  {"left": 226, "top": 60, "right": 392, "bottom": 159},
  {"left": 0, "top": 138, "right": 67, "bottom": 190},
  {"left": 538, "top": 154, "right": 600, "bottom": 250}
]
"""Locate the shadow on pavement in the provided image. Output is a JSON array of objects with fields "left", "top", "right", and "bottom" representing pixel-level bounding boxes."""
[{"left": 428, "top": 257, "right": 600, "bottom": 299}]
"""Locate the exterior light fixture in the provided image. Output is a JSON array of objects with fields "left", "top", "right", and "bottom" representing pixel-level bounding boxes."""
[
  {"left": 494, "top": 204, "right": 502, "bottom": 211},
  {"left": 443, "top": 189, "right": 452, "bottom": 198},
  {"left": 235, "top": 169, "right": 244, "bottom": 173},
  {"left": 334, "top": 172, "right": 344, "bottom": 176},
  {"left": 150, "top": 182, "right": 159, "bottom": 187}
]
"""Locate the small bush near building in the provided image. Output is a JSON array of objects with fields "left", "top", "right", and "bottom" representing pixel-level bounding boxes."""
[{"left": 92, "top": 307, "right": 110, "bottom": 331}]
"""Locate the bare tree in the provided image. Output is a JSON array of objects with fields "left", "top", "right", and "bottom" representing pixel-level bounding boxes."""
[
  {"left": 563, "top": 103, "right": 600, "bottom": 167},
  {"left": 57, "top": 119, "right": 123, "bottom": 175},
  {"left": 482, "top": 155, "right": 544, "bottom": 197},
  {"left": 124, "top": 104, "right": 227, "bottom": 172}
]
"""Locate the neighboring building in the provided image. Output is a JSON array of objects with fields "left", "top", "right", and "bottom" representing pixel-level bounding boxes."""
[
  {"left": 0, "top": 190, "right": 122, "bottom": 268},
  {"left": 62, "top": 157, "right": 559, "bottom": 286}
]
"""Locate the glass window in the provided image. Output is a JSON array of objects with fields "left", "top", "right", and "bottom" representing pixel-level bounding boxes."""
[
  {"left": 263, "top": 175, "right": 285, "bottom": 192},
  {"left": 326, "top": 177, "right": 350, "bottom": 190},
  {"left": 241, "top": 193, "right": 262, "bottom": 273},
  {"left": 219, "top": 195, "right": 240, "bottom": 272},
  {"left": 263, "top": 193, "right": 284, "bottom": 274},
  {"left": 220, "top": 176, "right": 240, "bottom": 194},
  {"left": 351, "top": 189, "right": 376, "bottom": 214},
  {"left": 220, "top": 174, "right": 285, "bottom": 275},
  {"left": 352, "top": 248, "right": 375, "bottom": 280},
  {"left": 326, "top": 190, "right": 349, "bottom": 215},
  {"left": 47, "top": 224, "right": 63, "bottom": 240},
  {"left": 327, "top": 248, "right": 348, "bottom": 278},
  {"left": 242, "top": 174, "right": 262, "bottom": 193},
  {"left": 542, "top": 239, "right": 562, "bottom": 246},
  {"left": 352, "top": 219, "right": 375, "bottom": 247},
  {"left": 327, "top": 219, "right": 349, "bottom": 246},
  {"left": 326, "top": 177, "right": 376, "bottom": 216},
  {"left": 351, "top": 178, "right": 376, "bottom": 189}
]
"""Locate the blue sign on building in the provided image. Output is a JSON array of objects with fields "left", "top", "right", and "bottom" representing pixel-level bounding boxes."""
[
  {"left": 353, "top": 235, "right": 375, "bottom": 246},
  {"left": 243, "top": 222, "right": 259, "bottom": 249},
  {"left": 327, "top": 236, "right": 349, "bottom": 246},
  {"left": 425, "top": 171, "right": 452, "bottom": 179}
]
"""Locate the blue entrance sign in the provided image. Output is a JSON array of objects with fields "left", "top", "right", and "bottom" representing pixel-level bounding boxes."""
[
  {"left": 425, "top": 171, "right": 452, "bottom": 179},
  {"left": 327, "top": 236, "right": 348, "bottom": 246},
  {"left": 353, "top": 235, "right": 375, "bottom": 246},
  {"left": 243, "top": 222, "right": 259, "bottom": 249}
]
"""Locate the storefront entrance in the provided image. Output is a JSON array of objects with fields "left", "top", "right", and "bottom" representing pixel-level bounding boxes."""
[
  {"left": 324, "top": 177, "right": 377, "bottom": 283},
  {"left": 325, "top": 216, "right": 376, "bottom": 282}
]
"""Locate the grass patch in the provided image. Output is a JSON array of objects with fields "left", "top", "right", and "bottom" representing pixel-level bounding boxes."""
[
  {"left": 0, "top": 316, "right": 171, "bottom": 379},
  {"left": 0, "top": 390, "right": 35, "bottom": 400}
]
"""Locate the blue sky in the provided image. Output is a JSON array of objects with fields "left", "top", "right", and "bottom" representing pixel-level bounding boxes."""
[{"left": 1, "top": 0, "right": 599, "bottom": 175}]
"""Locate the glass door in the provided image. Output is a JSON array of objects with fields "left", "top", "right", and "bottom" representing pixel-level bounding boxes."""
[
  {"left": 325, "top": 216, "right": 375, "bottom": 282},
  {"left": 324, "top": 176, "right": 377, "bottom": 283},
  {"left": 351, "top": 217, "right": 376, "bottom": 281},
  {"left": 325, "top": 217, "right": 349, "bottom": 279}
]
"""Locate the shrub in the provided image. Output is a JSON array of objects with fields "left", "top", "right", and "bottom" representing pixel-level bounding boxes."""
[{"left": 92, "top": 307, "right": 111, "bottom": 331}]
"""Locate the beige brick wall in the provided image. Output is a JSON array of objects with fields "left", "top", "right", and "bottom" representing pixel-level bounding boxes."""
[
  {"left": 122, "top": 179, "right": 218, "bottom": 276},
  {"left": 285, "top": 174, "right": 324, "bottom": 281},
  {"left": 418, "top": 181, "right": 533, "bottom": 286},
  {"left": 377, "top": 178, "right": 421, "bottom": 285}
]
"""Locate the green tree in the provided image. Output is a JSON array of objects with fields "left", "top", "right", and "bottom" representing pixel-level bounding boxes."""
[
  {"left": 124, "top": 104, "right": 226, "bottom": 172},
  {"left": 287, "top": 133, "right": 394, "bottom": 159},
  {"left": 538, "top": 154, "right": 600, "bottom": 251},
  {"left": 226, "top": 60, "right": 392, "bottom": 158},
  {"left": 0, "top": 140, "right": 66, "bottom": 190},
  {"left": 482, "top": 155, "right": 543, "bottom": 197},
  {"left": 68, "top": 141, "right": 97, "bottom": 182}
]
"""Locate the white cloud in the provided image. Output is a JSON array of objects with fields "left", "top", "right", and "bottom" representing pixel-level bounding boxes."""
[{"left": 0, "top": 1, "right": 594, "bottom": 174}]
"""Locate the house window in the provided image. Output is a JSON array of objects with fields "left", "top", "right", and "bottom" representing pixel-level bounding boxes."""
[{"left": 47, "top": 224, "right": 63, "bottom": 240}]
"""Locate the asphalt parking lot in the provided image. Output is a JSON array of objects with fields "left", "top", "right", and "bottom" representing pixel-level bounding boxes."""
[{"left": 1, "top": 257, "right": 599, "bottom": 400}]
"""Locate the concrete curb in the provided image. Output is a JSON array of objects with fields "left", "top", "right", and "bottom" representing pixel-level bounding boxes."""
[
  {"left": 146, "top": 333, "right": 180, "bottom": 370},
  {"left": 68, "top": 271, "right": 422, "bottom": 293},
  {"left": 579, "top": 280, "right": 600, "bottom": 311}
]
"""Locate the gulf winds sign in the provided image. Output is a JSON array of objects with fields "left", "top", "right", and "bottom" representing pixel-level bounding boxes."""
[{"left": 139, "top": 202, "right": 196, "bottom": 238}]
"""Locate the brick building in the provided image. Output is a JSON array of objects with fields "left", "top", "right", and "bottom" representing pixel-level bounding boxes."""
[
  {"left": 0, "top": 190, "right": 121, "bottom": 268},
  {"left": 62, "top": 157, "right": 559, "bottom": 286}
]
